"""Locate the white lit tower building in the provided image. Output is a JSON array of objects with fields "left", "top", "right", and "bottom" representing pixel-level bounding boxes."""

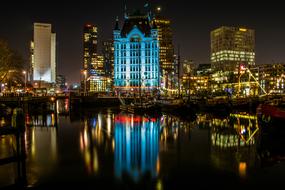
[
  {"left": 31, "top": 23, "right": 56, "bottom": 86},
  {"left": 113, "top": 9, "right": 160, "bottom": 94}
]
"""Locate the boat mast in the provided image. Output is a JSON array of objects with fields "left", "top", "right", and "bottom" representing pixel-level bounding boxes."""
[{"left": 177, "top": 45, "right": 181, "bottom": 97}]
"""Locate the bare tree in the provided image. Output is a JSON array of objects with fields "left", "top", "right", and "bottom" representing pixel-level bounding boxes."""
[{"left": 0, "top": 40, "right": 25, "bottom": 90}]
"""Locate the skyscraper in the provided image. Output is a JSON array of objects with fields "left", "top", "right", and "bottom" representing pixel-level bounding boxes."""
[
  {"left": 82, "top": 24, "right": 99, "bottom": 93},
  {"left": 82, "top": 24, "right": 110, "bottom": 93},
  {"left": 211, "top": 26, "right": 255, "bottom": 71},
  {"left": 153, "top": 14, "right": 174, "bottom": 89},
  {"left": 113, "top": 10, "right": 160, "bottom": 94},
  {"left": 83, "top": 24, "right": 98, "bottom": 74},
  {"left": 102, "top": 39, "right": 114, "bottom": 78},
  {"left": 32, "top": 23, "right": 56, "bottom": 83}
]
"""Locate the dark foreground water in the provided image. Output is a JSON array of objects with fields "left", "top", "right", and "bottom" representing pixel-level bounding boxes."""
[{"left": 1, "top": 100, "right": 285, "bottom": 189}]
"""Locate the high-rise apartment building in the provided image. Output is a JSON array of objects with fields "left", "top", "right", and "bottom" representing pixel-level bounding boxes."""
[
  {"left": 211, "top": 26, "right": 255, "bottom": 71},
  {"left": 83, "top": 24, "right": 98, "bottom": 74},
  {"left": 102, "top": 39, "right": 114, "bottom": 78},
  {"left": 153, "top": 15, "right": 174, "bottom": 89}
]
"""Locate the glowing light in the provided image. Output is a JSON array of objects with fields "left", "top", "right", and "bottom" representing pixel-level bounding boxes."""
[
  {"left": 239, "top": 162, "right": 247, "bottom": 178},
  {"left": 156, "top": 179, "right": 163, "bottom": 190},
  {"left": 157, "top": 7, "right": 161, "bottom": 12},
  {"left": 31, "top": 128, "right": 35, "bottom": 158},
  {"left": 51, "top": 113, "right": 55, "bottom": 126},
  {"left": 115, "top": 115, "right": 156, "bottom": 123},
  {"left": 240, "top": 65, "right": 245, "bottom": 71},
  {"left": 239, "top": 28, "right": 247, "bottom": 32},
  {"left": 107, "top": 114, "right": 112, "bottom": 136},
  {"left": 156, "top": 157, "right": 160, "bottom": 174}
]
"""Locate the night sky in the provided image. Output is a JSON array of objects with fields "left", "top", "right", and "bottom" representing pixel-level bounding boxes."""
[{"left": 0, "top": 0, "right": 284, "bottom": 84}]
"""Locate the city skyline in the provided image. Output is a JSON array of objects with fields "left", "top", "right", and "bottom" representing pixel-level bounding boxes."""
[{"left": 0, "top": 0, "right": 284, "bottom": 84}]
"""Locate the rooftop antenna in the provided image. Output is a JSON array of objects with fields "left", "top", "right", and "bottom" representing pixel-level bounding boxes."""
[
  {"left": 124, "top": 4, "right": 128, "bottom": 19},
  {"left": 114, "top": 16, "right": 120, "bottom": 30},
  {"left": 144, "top": 1, "right": 152, "bottom": 20}
]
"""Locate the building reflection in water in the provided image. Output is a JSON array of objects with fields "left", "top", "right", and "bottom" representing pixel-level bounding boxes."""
[
  {"left": 114, "top": 114, "right": 160, "bottom": 181},
  {"left": 159, "top": 114, "right": 192, "bottom": 153},
  {"left": 79, "top": 110, "right": 115, "bottom": 175},
  {"left": 25, "top": 113, "right": 56, "bottom": 127},
  {"left": 24, "top": 113, "right": 58, "bottom": 186},
  {"left": 80, "top": 116, "right": 99, "bottom": 175},
  {"left": 56, "top": 99, "right": 69, "bottom": 115},
  {"left": 208, "top": 112, "right": 258, "bottom": 178}
]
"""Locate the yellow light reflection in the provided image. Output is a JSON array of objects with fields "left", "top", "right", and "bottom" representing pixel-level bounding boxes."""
[
  {"left": 239, "top": 162, "right": 247, "bottom": 178},
  {"left": 239, "top": 28, "right": 247, "bottom": 32},
  {"left": 31, "top": 128, "right": 35, "bottom": 158},
  {"left": 156, "top": 157, "right": 160, "bottom": 174},
  {"left": 112, "top": 139, "right": 115, "bottom": 151},
  {"left": 51, "top": 113, "right": 55, "bottom": 126},
  {"left": 107, "top": 114, "right": 111, "bottom": 136},
  {"left": 156, "top": 179, "right": 163, "bottom": 190},
  {"left": 93, "top": 149, "right": 99, "bottom": 173}
]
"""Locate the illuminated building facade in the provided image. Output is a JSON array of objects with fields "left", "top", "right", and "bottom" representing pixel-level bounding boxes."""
[
  {"left": 83, "top": 24, "right": 97, "bottom": 74},
  {"left": 181, "top": 59, "right": 195, "bottom": 95},
  {"left": 211, "top": 26, "right": 255, "bottom": 71},
  {"left": 181, "top": 63, "right": 211, "bottom": 96},
  {"left": 88, "top": 55, "right": 111, "bottom": 93},
  {"left": 102, "top": 39, "right": 114, "bottom": 78},
  {"left": 29, "top": 41, "right": 34, "bottom": 82},
  {"left": 32, "top": 23, "right": 56, "bottom": 83},
  {"left": 82, "top": 24, "right": 97, "bottom": 93},
  {"left": 154, "top": 16, "right": 174, "bottom": 90},
  {"left": 256, "top": 63, "right": 285, "bottom": 94},
  {"left": 82, "top": 24, "right": 110, "bottom": 93},
  {"left": 209, "top": 63, "right": 285, "bottom": 97},
  {"left": 188, "top": 76, "right": 209, "bottom": 95},
  {"left": 113, "top": 10, "right": 160, "bottom": 93},
  {"left": 56, "top": 74, "right": 66, "bottom": 92}
]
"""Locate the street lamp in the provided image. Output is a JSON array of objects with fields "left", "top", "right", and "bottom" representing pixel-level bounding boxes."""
[{"left": 22, "top": 70, "right": 27, "bottom": 93}]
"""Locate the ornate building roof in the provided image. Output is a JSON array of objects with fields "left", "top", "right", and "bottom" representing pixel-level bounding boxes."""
[{"left": 120, "top": 10, "right": 152, "bottom": 37}]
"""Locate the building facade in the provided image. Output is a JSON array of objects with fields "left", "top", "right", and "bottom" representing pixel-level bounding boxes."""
[
  {"left": 211, "top": 26, "right": 255, "bottom": 71},
  {"left": 83, "top": 24, "right": 98, "bottom": 74},
  {"left": 113, "top": 11, "right": 160, "bottom": 94},
  {"left": 153, "top": 16, "right": 174, "bottom": 90},
  {"left": 256, "top": 63, "right": 285, "bottom": 95},
  {"left": 82, "top": 24, "right": 110, "bottom": 93},
  {"left": 32, "top": 23, "right": 56, "bottom": 83},
  {"left": 56, "top": 74, "right": 66, "bottom": 92},
  {"left": 102, "top": 39, "right": 114, "bottom": 78},
  {"left": 88, "top": 55, "right": 111, "bottom": 93}
]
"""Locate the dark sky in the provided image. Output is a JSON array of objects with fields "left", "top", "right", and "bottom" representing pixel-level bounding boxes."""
[{"left": 0, "top": 0, "right": 285, "bottom": 84}]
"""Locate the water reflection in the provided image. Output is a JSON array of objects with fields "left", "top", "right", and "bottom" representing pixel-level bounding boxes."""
[
  {"left": 114, "top": 114, "right": 160, "bottom": 181},
  {"left": 80, "top": 118, "right": 99, "bottom": 174},
  {"left": 26, "top": 113, "right": 56, "bottom": 127},
  {"left": 208, "top": 112, "right": 258, "bottom": 178},
  {"left": 25, "top": 115, "right": 58, "bottom": 186},
  {"left": 56, "top": 99, "right": 69, "bottom": 115},
  {"left": 1, "top": 99, "right": 285, "bottom": 188},
  {"left": 79, "top": 111, "right": 115, "bottom": 175}
]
